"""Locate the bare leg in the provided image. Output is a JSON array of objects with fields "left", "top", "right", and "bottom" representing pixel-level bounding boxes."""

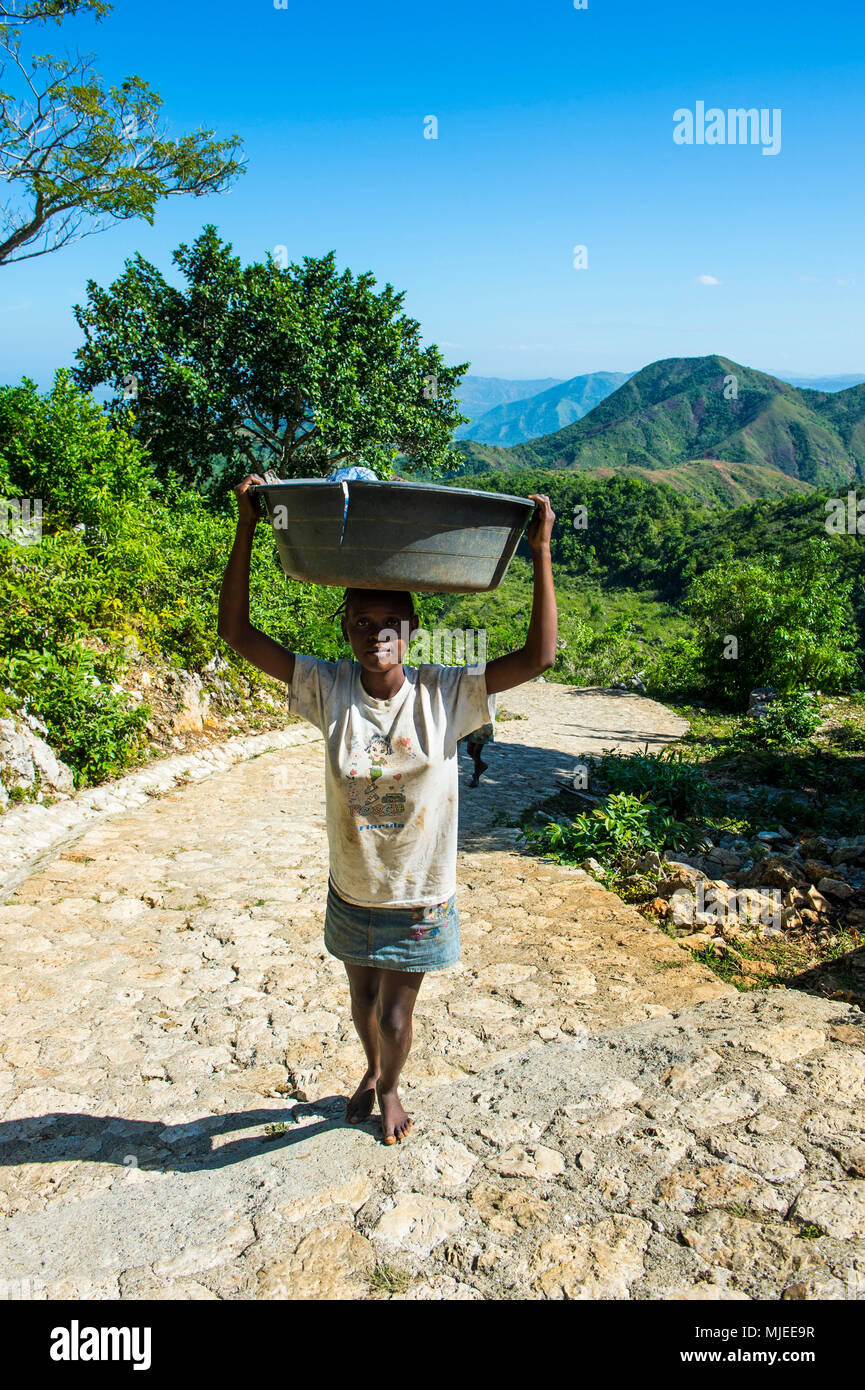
[
  {"left": 376, "top": 969, "right": 425, "bottom": 1143},
  {"left": 467, "top": 741, "right": 488, "bottom": 787},
  {"left": 343, "top": 962, "right": 382, "bottom": 1122}
]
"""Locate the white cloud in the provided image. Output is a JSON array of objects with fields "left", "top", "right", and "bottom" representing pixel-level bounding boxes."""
[
  {"left": 836, "top": 277, "right": 856, "bottom": 287},
  {"left": 696, "top": 274, "right": 720, "bottom": 286}
]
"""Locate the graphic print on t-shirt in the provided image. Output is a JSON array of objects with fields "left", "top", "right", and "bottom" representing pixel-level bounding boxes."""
[
  {"left": 346, "top": 729, "right": 412, "bottom": 831},
  {"left": 289, "top": 656, "right": 496, "bottom": 906}
]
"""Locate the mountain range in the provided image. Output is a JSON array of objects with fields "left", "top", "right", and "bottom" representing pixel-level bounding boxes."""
[
  {"left": 455, "top": 371, "right": 632, "bottom": 446},
  {"left": 780, "top": 374, "right": 865, "bottom": 394},
  {"left": 453, "top": 376, "right": 564, "bottom": 431},
  {"left": 454, "top": 355, "right": 865, "bottom": 503}
]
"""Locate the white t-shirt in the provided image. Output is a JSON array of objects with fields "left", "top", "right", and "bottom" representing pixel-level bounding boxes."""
[{"left": 288, "top": 656, "right": 496, "bottom": 908}]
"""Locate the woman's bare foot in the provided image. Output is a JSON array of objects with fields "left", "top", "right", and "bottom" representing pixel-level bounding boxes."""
[
  {"left": 346, "top": 1068, "right": 380, "bottom": 1124},
  {"left": 377, "top": 1084, "right": 413, "bottom": 1144}
]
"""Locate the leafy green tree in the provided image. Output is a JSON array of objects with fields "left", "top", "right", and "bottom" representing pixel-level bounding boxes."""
[
  {"left": 684, "top": 540, "right": 859, "bottom": 705},
  {"left": 0, "top": 0, "right": 244, "bottom": 265},
  {"left": 0, "top": 369, "right": 153, "bottom": 526},
  {"left": 72, "top": 226, "right": 470, "bottom": 488}
]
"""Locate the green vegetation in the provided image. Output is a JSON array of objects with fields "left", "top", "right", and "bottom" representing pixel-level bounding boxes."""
[
  {"left": 433, "top": 470, "right": 865, "bottom": 705},
  {"left": 0, "top": 372, "right": 400, "bottom": 786},
  {"left": 0, "top": 1, "right": 244, "bottom": 268},
  {"left": 5, "top": 342, "right": 865, "bottom": 800},
  {"left": 520, "top": 790, "right": 701, "bottom": 877},
  {"left": 72, "top": 226, "right": 468, "bottom": 491},
  {"left": 682, "top": 546, "right": 858, "bottom": 703},
  {"left": 456, "top": 355, "right": 865, "bottom": 494},
  {"left": 4, "top": 364, "right": 865, "bottom": 797},
  {"left": 729, "top": 692, "right": 822, "bottom": 750},
  {"left": 517, "top": 747, "right": 713, "bottom": 887},
  {"left": 512, "top": 697, "right": 865, "bottom": 912}
]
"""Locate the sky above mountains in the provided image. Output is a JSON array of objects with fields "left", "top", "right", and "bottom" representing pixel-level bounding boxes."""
[{"left": 2, "top": 0, "right": 862, "bottom": 388}]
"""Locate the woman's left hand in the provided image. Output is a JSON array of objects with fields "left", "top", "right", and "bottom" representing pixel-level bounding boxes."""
[{"left": 526, "top": 493, "right": 555, "bottom": 552}]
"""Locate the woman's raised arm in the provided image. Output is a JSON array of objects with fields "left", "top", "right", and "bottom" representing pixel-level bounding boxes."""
[{"left": 217, "top": 473, "right": 297, "bottom": 686}]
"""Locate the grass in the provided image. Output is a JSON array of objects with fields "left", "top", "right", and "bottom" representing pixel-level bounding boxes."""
[
  {"left": 432, "top": 564, "right": 689, "bottom": 687},
  {"left": 367, "top": 1264, "right": 413, "bottom": 1298},
  {"left": 793, "top": 1222, "right": 826, "bottom": 1240},
  {"left": 688, "top": 943, "right": 775, "bottom": 991}
]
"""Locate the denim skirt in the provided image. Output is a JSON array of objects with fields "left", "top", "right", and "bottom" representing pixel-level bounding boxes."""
[{"left": 324, "top": 877, "right": 460, "bottom": 973}]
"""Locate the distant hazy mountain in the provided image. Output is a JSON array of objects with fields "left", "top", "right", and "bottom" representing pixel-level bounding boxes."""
[
  {"left": 781, "top": 374, "right": 865, "bottom": 393},
  {"left": 453, "top": 376, "right": 563, "bottom": 433},
  {"left": 456, "top": 354, "right": 865, "bottom": 498},
  {"left": 456, "top": 371, "right": 632, "bottom": 445}
]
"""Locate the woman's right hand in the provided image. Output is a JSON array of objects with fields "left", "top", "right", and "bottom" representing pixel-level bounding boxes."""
[{"left": 234, "top": 473, "right": 266, "bottom": 525}]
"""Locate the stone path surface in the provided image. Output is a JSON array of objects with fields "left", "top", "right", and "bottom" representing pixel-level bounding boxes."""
[{"left": 0, "top": 684, "right": 863, "bottom": 1300}]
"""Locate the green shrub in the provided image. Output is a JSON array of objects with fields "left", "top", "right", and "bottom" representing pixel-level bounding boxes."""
[
  {"left": 0, "top": 371, "right": 154, "bottom": 529},
  {"left": 645, "top": 636, "right": 704, "bottom": 700},
  {"left": 682, "top": 541, "right": 858, "bottom": 706},
  {"left": 519, "top": 790, "right": 700, "bottom": 872},
  {"left": 593, "top": 746, "right": 719, "bottom": 819},
  {"left": 556, "top": 616, "right": 642, "bottom": 686},
  {"left": 3, "top": 643, "right": 149, "bottom": 786},
  {"left": 732, "top": 691, "right": 822, "bottom": 750},
  {"left": 0, "top": 376, "right": 359, "bottom": 786}
]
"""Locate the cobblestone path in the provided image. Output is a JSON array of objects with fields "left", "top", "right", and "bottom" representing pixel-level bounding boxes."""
[{"left": 1, "top": 685, "right": 863, "bottom": 1300}]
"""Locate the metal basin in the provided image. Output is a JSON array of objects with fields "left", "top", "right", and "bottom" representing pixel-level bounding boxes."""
[{"left": 253, "top": 479, "right": 534, "bottom": 593}]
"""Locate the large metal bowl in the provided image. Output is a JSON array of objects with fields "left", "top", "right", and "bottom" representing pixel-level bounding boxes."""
[{"left": 253, "top": 479, "right": 535, "bottom": 593}]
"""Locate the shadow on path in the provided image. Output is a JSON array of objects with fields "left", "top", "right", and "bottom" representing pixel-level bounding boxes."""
[{"left": 0, "top": 1096, "right": 386, "bottom": 1174}]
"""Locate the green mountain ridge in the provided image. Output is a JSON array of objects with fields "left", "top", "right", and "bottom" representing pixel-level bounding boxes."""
[
  {"left": 453, "top": 375, "right": 564, "bottom": 431},
  {"left": 455, "top": 371, "right": 631, "bottom": 445},
  {"left": 455, "top": 355, "right": 865, "bottom": 498}
]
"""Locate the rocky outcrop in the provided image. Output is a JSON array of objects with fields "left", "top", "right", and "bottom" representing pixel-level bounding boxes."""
[
  {"left": 0, "top": 716, "right": 74, "bottom": 808},
  {"left": 653, "top": 830, "right": 865, "bottom": 944}
]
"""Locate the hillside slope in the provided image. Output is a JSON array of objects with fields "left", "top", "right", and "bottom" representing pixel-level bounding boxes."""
[
  {"left": 453, "top": 375, "right": 563, "bottom": 433},
  {"left": 455, "top": 371, "right": 631, "bottom": 445},
  {"left": 456, "top": 356, "right": 865, "bottom": 494}
]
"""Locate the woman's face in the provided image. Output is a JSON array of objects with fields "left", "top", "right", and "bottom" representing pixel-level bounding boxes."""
[{"left": 343, "top": 593, "right": 418, "bottom": 672}]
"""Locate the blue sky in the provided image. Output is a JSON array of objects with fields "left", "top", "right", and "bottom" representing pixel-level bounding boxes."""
[{"left": 2, "top": 0, "right": 863, "bottom": 389}]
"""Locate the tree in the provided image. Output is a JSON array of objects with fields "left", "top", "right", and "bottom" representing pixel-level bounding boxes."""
[
  {"left": 72, "top": 226, "right": 470, "bottom": 488},
  {"left": 0, "top": 2, "right": 109, "bottom": 27},
  {"left": 0, "top": 0, "right": 244, "bottom": 265},
  {"left": 684, "top": 539, "right": 859, "bottom": 704}
]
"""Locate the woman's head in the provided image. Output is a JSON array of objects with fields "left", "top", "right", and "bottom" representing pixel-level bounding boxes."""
[{"left": 338, "top": 588, "right": 418, "bottom": 673}]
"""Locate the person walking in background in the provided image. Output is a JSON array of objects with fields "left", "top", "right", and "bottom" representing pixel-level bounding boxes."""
[
  {"left": 218, "top": 475, "right": 557, "bottom": 1144},
  {"left": 463, "top": 720, "right": 495, "bottom": 787}
]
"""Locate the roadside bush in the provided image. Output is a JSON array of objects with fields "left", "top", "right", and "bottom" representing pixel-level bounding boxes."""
[
  {"left": 683, "top": 541, "right": 858, "bottom": 707},
  {"left": 519, "top": 790, "right": 700, "bottom": 872},
  {"left": 592, "top": 746, "right": 719, "bottom": 819},
  {"left": 3, "top": 642, "right": 149, "bottom": 785},
  {"left": 0, "top": 376, "right": 355, "bottom": 786},
  {"left": 556, "top": 616, "right": 642, "bottom": 685},
  {"left": 732, "top": 691, "right": 823, "bottom": 751}
]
